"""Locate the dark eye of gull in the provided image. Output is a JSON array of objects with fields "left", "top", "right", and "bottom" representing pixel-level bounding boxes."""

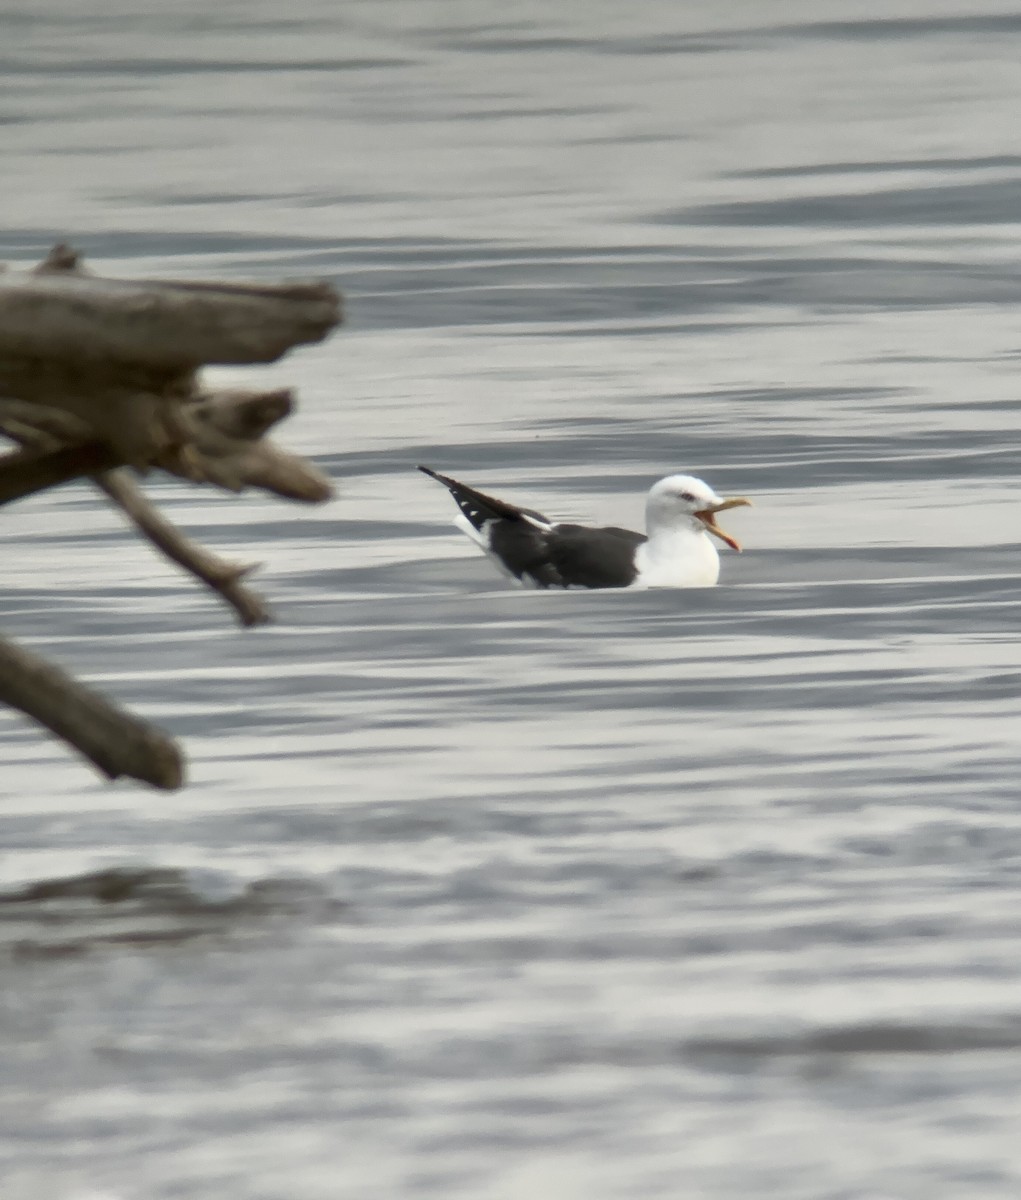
[{"left": 679, "top": 491, "right": 696, "bottom": 503}]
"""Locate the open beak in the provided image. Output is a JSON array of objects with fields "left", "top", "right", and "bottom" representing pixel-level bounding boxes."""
[{"left": 694, "top": 497, "right": 751, "bottom": 552}]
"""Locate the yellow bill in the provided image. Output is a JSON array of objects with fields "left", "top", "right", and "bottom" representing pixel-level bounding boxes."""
[{"left": 694, "top": 497, "right": 751, "bottom": 552}]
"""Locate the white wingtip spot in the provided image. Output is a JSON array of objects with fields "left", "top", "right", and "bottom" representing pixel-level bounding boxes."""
[{"left": 453, "top": 513, "right": 493, "bottom": 550}]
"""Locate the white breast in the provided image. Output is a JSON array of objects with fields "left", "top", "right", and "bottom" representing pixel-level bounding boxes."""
[{"left": 632, "top": 530, "right": 720, "bottom": 588}]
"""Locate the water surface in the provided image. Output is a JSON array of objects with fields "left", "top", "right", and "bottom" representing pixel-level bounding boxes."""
[{"left": 3, "top": 2, "right": 1021, "bottom": 1197}]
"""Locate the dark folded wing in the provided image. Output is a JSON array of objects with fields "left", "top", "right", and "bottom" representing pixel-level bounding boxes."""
[
  {"left": 488, "top": 521, "right": 564, "bottom": 587},
  {"left": 545, "top": 524, "right": 647, "bottom": 589},
  {"left": 418, "top": 467, "right": 644, "bottom": 589}
]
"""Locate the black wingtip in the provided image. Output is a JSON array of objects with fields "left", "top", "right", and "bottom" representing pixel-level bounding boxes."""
[{"left": 418, "top": 464, "right": 457, "bottom": 489}]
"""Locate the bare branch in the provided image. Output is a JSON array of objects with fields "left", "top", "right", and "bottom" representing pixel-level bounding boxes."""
[
  {"left": 95, "top": 469, "right": 271, "bottom": 627},
  {"left": 0, "top": 635, "right": 184, "bottom": 789}
]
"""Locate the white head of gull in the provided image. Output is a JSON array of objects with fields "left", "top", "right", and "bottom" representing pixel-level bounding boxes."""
[
  {"left": 418, "top": 466, "right": 751, "bottom": 590},
  {"left": 633, "top": 473, "right": 751, "bottom": 588}
]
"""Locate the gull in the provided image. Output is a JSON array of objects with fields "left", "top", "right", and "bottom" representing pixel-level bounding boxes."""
[{"left": 418, "top": 466, "right": 750, "bottom": 588}]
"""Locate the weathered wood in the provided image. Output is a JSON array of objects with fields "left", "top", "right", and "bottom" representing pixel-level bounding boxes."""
[
  {"left": 95, "top": 470, "right": 270, "bottom": 627},
  {"left": 0, "top": 368, "right": 195, "bottom": 466},
  {"left": 0, "top": 244, "right": 342, "bottom": 788},
  {"left": 0, "top": 245, "right": 340, "bottom": 472},
  {"left": 0, "top": 269, "right": 341, "bottom": 370},
  {"left": 188, "top": 386, "right": 293, "bottom": 442},
  {"left": 0, "top": 395, "right": 91, "bottom": 446},
  {"left": 179, "top": 390, "right": 334, "bottom": 499},
  {"left": 0, "top": 386, "right": 333, "bottom": 505},
  {"left": 0, "top": 402, "right": 272, "bottom": 626},
  {"left": 0, "top": 635, "right": 184, "bottom": 789},
  {"left": 32, "top": 243, "right": 86, "bottom": 274},
  {"left": 0, "top": 441, "right": 119, "bottom": 505}
]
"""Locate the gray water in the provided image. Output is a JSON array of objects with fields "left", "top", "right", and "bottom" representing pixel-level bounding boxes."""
[{"left": 3, "top": 2, "right": 1021, "bottom": 1197}]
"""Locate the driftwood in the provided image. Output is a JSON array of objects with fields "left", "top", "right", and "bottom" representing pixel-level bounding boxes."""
[
  {"left": 1, "top": 244, "right": 342, "bottom": 788},
  {"left": 0, "top": 387, "right": 332, "bottom": 505},
  {"left": 1, "top": 269, "right": 338, "bottom": 369},
  {"left": 94, "top": 470, "right": 269, "bottom": 628},
  {"left": 0, "top": 638, "right": 184, "bottom": 789}
]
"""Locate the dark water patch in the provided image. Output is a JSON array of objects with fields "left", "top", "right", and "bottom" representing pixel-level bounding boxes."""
[
  {"left": 676, "top": 179, "right": 1021, "bottom": 229},
  {"left": 319, "top": 425, "right": 1018, "bottom": 494},
  {"left": 575, "top": 131, "right": 694, "bottom": 146},
  {"left": 436, "top": 12, "right": 1021, "bottom": 61},
  {"left": 597, "top": 16, "right": 1021, "bottom": 55},
  {"left": 0, "top": 867, "right": 339, "bottom": 959},
  {"left": 734, "top": 155, "right": 1021, "bottom": 179},
  {"left": 408, "top": 104, "right": 618, "bottom": 124},
  {"left": 599, "top": 35, "right": 736, "bottom": 57},
  {"left": 775, "top": 13, "right": 1021, "bottom": 42},
  {"left": 397, "top": 665, "right": 989, "bottom": 720},
  {"left": 522, "top": 318, "right": 779, "bottom": 338},
  {"left": 0, "top": 56, "right": 414, "bottom": 77},
  {"left": 690, "top": 1020, "right": 1021, "bottom": 1059},
  {"left": 0, "top": 229, "right": 333, "bottom": 273},
  {"left": 271, "top": 240, "right": 758, "bottom": 269},
  {"left": 0, "top": 7, "right": 347, "bottom": 33},
  {"left": 339, "top": 249, "right": 1021, "bottom": 327},
  {"left": 438, "top": 35, "right": 595, "bottom": 54},
  {"left": 437, "top": 32, "right": 745, "bottom": 58},
  {"left": 23, "top": 229, "right": 996, "bottom": 331},
  {"left": 841, "top": 819, "right": 1021, "bottom": 864}
]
